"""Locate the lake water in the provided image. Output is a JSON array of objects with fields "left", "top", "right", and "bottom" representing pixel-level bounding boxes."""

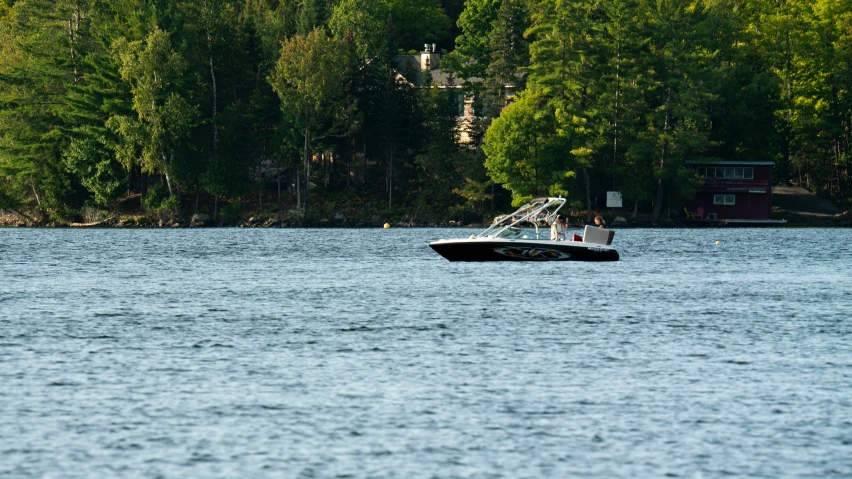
[{"left": 1, "top": 227, "right": 851, "bottom": 478}]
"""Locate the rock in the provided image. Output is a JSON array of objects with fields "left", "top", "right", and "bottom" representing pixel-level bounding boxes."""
[
  {"left": 333, "top": 211, "right": 346, "bottom": 220},
  {"left": 319, "top": 218, "right": 329, "bottom": 226},
  {"left": 611, "top": 216, "right": 629, "bottom": 226},
  {"left": 190, "top": 213, "right": 211, "bottom": 227}
]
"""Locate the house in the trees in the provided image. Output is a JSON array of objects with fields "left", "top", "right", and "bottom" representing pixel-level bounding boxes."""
[
  {"left": 684, "top": 161, "right": 776, "bottom": 221},
  {"left": 393, "top": 44, "right": 517, "bottom": 144}
]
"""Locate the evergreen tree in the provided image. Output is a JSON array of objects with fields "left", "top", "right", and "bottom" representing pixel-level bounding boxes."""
[
  {"left": 0, "top": 0, "right": 90, "bottom": 220},
  {"left": 637, "top": 0, "right": 713, "bottom": 221}
]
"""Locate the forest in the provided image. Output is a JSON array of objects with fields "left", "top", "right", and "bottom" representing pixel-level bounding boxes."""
[{"left": 1, "top": 0, "right": 850, "bottom": 225}]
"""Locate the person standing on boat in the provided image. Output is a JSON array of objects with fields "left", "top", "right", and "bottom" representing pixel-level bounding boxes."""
[{"left": 551, "top": 215, "right": 566, "bottom": 241}]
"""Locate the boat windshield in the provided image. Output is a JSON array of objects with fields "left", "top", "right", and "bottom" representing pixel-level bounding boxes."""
[
  {"left": 477, "top": 197, "right": 566, "bottom": 239},
  {"left": 492, "top": 227, "right": 542, "bottom": 240}
]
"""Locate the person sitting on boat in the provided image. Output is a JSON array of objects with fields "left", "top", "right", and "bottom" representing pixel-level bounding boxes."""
[
  {"left": 594, "top": 215, "right": 606, "bottom": 228},
  {"left": 551, "top": 215, "right": 566, "bottom": 241}
]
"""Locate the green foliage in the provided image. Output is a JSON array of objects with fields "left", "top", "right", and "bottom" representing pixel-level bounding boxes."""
[
  {"left": 1, "top": 0, "right": 851, "bottom": 224},
  {"left": 63, "top": 137, "right": 124, "bottom": 207},
  {"left": 328, "top": 0, "right": 450, "bottom": 61},
  {"left": 268, "top": 27, "right": 355, "bottom": 215},
  {"left": 218, "top": 198, "right": 243, "bottom": 222},
  {"left": 142, "top": 182, "right": 179, "bottom": 221},
  {"left": 483, "top": 94, "right": 569, "bottom": 205},
  {"left": 113, "top": 27, "right": 197, "bottom": 194},
  {"left": 0, "top": 0, "right": 87, "bottom": 220},
  {"left": 269, "top": 28, "right": 352, "bottom": 131}
]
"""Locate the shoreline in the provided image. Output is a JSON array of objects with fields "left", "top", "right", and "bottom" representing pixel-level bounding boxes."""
[
  {"left": 2, "top": 218, "right": 849, "bottom": 229},
  {"left": 3, "top": 204, "right": 850, "bottom": 229}
]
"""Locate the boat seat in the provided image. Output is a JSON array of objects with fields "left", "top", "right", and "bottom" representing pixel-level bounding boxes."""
[{"left": 583, "top": 225, "right": 615, "bottom": 245}]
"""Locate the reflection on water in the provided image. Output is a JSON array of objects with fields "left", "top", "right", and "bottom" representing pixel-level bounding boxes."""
[{"left": 1, "top": 228, "right": 851, "bottom": 478}]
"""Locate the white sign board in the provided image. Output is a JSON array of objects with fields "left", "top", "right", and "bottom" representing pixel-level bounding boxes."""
[{"left": 606, "top": 191, "right": 623, "bottom": 208}]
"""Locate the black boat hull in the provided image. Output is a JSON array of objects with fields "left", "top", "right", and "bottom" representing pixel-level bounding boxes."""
[{"left": 429, "top": 239, "right": 619, "bottom": 262}]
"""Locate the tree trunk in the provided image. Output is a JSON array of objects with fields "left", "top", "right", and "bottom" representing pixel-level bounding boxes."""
[
  {"left": 210, "top": 56, "right": 219, "bottom": 147},
  {"left": 214, "top": 195, "right": 218, "bottom": 220},
  {"left": 613, "top": 41, "right": 620, "bottom": 190},
  {"left": 665, "top": 192, "right": 671, "bottom": 221},
  {"left": 653, "top": 179, "right": 665, "bottom": 223},
  {"left": 296, "top": 168, "right": 301, "bottom": 211},
  {"left": 324, "top": 153, "right": 329, "bottom": 188},
  {"left": 388, "top": 145, "right": 393, "bottom": 207},
  {"left": 205, "top": 0, "right": 218, "bottom": 150},
  {"left": 348, "top": 137, "right": 354, "bottom": 187},
  {"left": 140, "top": 171, "right": 148, "bottom": 198},
  {"left": 303, "top": 127, "right": 310, "bottom": 216},
  {"left": 583, "top": 166, "right": 592, "bottom": 223},
  {"left": 68, "top": 4, "right": 81, "bottom": 84},
  {"left": 652, "top": 86, "right": 672, "bottom": 223},
  {"left": 834, "top": 139, "right": 842, "bottom": 196}
]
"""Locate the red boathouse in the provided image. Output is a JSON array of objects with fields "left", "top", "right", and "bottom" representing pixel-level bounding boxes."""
[{"left": 685, "top": 161, "right": 775, "bottom": 221}]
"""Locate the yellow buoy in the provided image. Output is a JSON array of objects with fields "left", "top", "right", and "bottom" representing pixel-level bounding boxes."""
[
  {"left": 383, "top": 223, "right": 390, "bottom": 229},
  {"left": 715, "top": 240, "right": 721, "bottom": 245}
]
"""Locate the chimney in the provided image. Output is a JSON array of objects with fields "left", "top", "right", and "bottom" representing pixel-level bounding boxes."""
[{"left": 420, "top": 43, "right": 440, "bottom": 71}]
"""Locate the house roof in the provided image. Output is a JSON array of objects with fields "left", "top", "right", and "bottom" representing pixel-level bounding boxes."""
[
  {"left": 391, "top": 50, "right": 517, "bottom": 90},
  {"left": 392, "top": 55, "right": 460, "bottom": 88},
  {"left": 686, "top": 161, "right": 776, "bottom": 166}
]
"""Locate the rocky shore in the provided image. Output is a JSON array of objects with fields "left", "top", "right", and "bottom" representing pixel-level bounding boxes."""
[
  {"left": 0, "top": 210, "right": 491, "bottom": 229},
  {"left": 2, "top": 209, "right": 850, "bottom": 228}
]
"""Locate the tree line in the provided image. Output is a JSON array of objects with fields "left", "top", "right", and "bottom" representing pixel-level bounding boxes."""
[
  {"left": 1, "top": 0, "right": 850, "bottom": 224},
  {"left": 457, "top": 0, "right": 852, "bottom": 221}
]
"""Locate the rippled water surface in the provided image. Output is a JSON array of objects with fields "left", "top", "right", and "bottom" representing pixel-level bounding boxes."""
[{"left": 1, "top": 227, "right": 851, "bottom": 478}]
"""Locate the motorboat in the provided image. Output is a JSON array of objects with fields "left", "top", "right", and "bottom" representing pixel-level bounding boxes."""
[{"left": 429, "top": 197, "right": 619, "bottom": 262}]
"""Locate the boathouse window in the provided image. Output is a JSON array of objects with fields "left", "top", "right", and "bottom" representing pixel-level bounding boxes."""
[
  {"left": 714, "top": 194, "right": 736, "bottom": 205},
  {"left": 698, "top": 167, "right": 754, "bottom": 179}
]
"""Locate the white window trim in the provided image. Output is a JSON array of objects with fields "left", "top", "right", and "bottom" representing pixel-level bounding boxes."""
[
  {"left": 700, "top": 166, "right": 756, "bottom": 179},
  {"left": 713, "top": 194, "right": 736, "bottom": 205}
]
